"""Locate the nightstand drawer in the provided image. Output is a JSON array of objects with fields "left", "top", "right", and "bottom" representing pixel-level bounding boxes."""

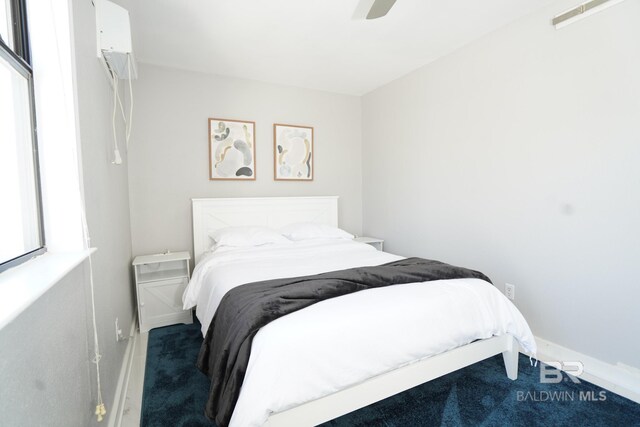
[
  {"left": 138, "top": 276, "right": 191, "bottom": 332},
  {"left": 139, "top": 276, "right": 187, "bottom": 314}
]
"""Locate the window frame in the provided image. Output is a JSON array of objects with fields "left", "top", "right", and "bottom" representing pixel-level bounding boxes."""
[{"left": 0, "top": 0, "right": 46, "bottom": 273}]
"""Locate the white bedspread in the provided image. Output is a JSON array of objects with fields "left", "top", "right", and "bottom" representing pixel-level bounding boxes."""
[{"left": 183, "top": 239, "right": 536, "bottom": 427}]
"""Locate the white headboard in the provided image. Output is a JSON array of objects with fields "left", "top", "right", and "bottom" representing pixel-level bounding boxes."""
[{"left": 192, "top": 196, "right": 339, "bottom": 264}]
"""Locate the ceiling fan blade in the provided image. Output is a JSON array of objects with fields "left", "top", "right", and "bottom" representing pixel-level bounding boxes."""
[
  {"left": 366, "top": 0, "right": 397, "bottom": 19},
  {"left": 352, "top": 0, "right": 397, "bottom": 20}
]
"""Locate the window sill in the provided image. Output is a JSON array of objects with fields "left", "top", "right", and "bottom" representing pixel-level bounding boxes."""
[{"left": 0, "top": 249, "right": 95, "bottom": 330}]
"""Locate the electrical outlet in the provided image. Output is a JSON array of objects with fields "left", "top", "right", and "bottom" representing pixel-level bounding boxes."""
[{"left": 505, "top": 283, "right": 515, "bottom": 300}]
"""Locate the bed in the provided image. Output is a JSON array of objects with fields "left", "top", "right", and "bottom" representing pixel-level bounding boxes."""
[{"left": 185, "top": 196, "right": 536, "bottom": 427}]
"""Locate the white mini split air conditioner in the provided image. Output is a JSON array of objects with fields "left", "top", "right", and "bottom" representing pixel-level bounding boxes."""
[
  {"left": 95, "top": 0, "right": 136, "bottom": 165},
  {"left": 96, "top": 0, "right": 137, "bottom": 80}
]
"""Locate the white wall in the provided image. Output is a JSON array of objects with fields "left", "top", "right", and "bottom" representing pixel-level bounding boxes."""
[
  {"left": 128, "top": 64, "right": 363, "bottom": 257},
  {"left": 0, "top": 264, "right": 93, "bottom": 426},
  {"left": 362, "top": 0, "right": 640, "bottom": 368},
  {"left": 72, "top": 0, "right": 136, "bottom": 419}
]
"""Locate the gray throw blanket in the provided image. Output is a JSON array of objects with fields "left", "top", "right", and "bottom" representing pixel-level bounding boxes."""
[{"left": 196, "top": 257, "right": 491, "bottom": 426}]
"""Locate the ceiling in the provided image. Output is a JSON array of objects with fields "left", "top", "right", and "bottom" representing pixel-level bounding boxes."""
[{"left": 127, "top": 0, "right": 556, "bottom": 95}]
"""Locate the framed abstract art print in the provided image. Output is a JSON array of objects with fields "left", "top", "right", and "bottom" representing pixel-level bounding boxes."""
[
  {"left": 209, "top": 118, "right": 256, "bottom": 180},
  {"left": 273, "top": 123, "right": 313, "bottom": 181}
]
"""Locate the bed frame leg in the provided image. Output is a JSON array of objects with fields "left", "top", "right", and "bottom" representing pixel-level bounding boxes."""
[{"left": 502, "top": 336, "right": 519, "bottom": 380}]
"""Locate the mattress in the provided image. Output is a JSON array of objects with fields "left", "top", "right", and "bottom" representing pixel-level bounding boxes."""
[{"left": 183, "top": 239, "right": 536, "bottom": 427}]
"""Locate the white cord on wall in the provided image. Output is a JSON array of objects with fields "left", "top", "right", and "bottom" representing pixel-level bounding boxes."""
[
  {"left": 87, "top": 250, "right": 107, "bottom": 422},
  {"left": 111, "top": 53, "right": 134, "bottom": 164},
  {"left": 112, "top": 70, "right": 121, "bottom": 164},
  {"left": 79, "top": 202, "right": 106, "bottom": 422},
  {"left": 126, "top": 55, "right": 133, "bottom": 148}
]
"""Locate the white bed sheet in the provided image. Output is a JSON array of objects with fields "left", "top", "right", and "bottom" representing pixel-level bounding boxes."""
[
  {"left": 184, "top": 239, "right": 405, "bottom": 336},
  {"left": 183, "top": 239, "right": 536, "bottom": 427}
]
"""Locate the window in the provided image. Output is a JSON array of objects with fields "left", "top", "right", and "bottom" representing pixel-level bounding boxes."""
[
  {"left": 0, "top": 0, "right": 44, "bottom": 273},
  {"left": 0, "top": 0, "right": 13, "bottom": 50}
]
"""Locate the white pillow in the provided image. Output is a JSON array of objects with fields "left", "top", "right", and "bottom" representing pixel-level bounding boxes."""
[
  {"left": 280, "top": 222, "right": 354, "bottom": 241},
  {"left": 209, "top": 226, "right": 289, "bottom": 250}
]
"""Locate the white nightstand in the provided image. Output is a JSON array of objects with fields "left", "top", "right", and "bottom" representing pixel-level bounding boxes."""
[
  {"left": 132, "top": 251, "right": 193, "bottom": 333},
  {"left": 354, "top": 236, "right": 384, "bottom": 251}
]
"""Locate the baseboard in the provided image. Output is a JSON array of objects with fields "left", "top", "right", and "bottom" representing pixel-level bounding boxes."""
[
  {"left": 524, "top": 336, "right": 640, "bottom": 404},
  {"left": 108, "top": 315, "right": 138, "bottom": 427}
]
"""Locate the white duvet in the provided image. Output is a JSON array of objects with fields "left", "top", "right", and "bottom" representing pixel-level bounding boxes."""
[{"left": 183, "top": 239, "right": 536, "bottom": 427}]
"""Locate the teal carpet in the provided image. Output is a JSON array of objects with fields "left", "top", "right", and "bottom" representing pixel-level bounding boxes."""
[{"left": 141, "top": 322, "right": 640, "bottom": 427}]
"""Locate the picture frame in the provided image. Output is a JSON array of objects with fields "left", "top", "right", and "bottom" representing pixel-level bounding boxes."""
[
  {"left": 209, "top": 118, "right": 256, "bottom": 180},
  {"left": 273, "top": 123, "right": 314, "bottom": 181}
]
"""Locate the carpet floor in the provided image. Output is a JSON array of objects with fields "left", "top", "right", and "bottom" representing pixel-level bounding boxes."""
[{"left": 141, "top": 322, "right": 640, "bottom": 427}]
